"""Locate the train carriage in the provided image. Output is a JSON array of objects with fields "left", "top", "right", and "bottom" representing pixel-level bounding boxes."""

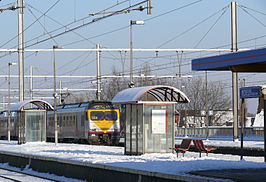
[{"left": 47, "top": 101, "right": 120, "bottom": 145}]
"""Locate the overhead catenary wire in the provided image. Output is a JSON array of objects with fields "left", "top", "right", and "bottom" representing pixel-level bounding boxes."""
[
  {"left": 0, "top": 0, "right": 61, "bottom": 49},
  {"left": 24, "top": 0, "right": 147, "bottom": 49},
  {"left": 194, "top": 6, "right": 229, "bottom": 48},
  {"left": 64, "top": 0, "right": 204, "bottom": 47},
  {"left": 157, "top": 4, "right": 230, "bottom": 48},
  {"left": 238, "top": 4, "right": 266, "bottom": 27}
]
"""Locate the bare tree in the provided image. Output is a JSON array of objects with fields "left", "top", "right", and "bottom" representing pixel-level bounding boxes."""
[
  {"left": 101, "top": 67, "right": 128, "bottom": 101},
  {"left": 175, "top": 76, "right": 231, "bottom": 126}
]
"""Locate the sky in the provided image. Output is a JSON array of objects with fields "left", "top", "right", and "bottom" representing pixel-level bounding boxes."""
[{"left": 0, "top": 0, "right": 265, "bottom": 112}]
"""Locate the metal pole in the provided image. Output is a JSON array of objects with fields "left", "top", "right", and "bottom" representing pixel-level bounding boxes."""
[
  {"left": 8, "top": 64, "right": 11, "bottom": 142},
  {"left": 18, "top": 0, "right": 24, "bottom": 102},
  {"left": 96, "top": 44, "right": 101, "bottom": 100},
  {"left": 129, "top": 21, "right": 134, "bottom": 88},
  {"left": 59, "top": 81, "right": 62, "bottom": 105},
  {"left": 2, "top": 97, "right": 5, "bottom": 111},
  {"left": 53, "top": 47, "right": 58, "bottom": 145},
  {"left": 30, "top": 66, "right": 33, "bottom": 100},
  {"left": 205, "top": 71, "right": 209, "bottom": 140},
  {"left": 231, "top": 1, "right": 238, "bottom": 141},
  {"left": 240, "top": 98, "right": 245, "bottom": 160},
  {"left": 264, "top": 95, "right": 266, "bottom": 162},
  {"left": 177, "top": 51, "right": 182, "bottom": 77}
]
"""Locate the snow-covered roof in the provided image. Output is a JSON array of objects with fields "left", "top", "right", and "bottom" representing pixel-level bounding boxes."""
[
  {"left": 112, "top": 85, "right": 190, "bottom": 103},
  {"left": 10, "top": 99, "right": 54, "bottom": 111}
]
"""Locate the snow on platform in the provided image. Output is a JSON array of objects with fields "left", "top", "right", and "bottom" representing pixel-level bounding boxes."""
[{"left": 0, "top": 140, "right": 265, "bottom": 178}]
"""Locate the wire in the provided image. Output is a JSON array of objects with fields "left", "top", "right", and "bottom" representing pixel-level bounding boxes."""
[
  {"left": 238, "top": 5, "right": 266, "bottom": 27},
  {"left": 157, "top": 4, "right": 230, "bottom": 48},
  {"left": 26, "top": 6, "right": 59, "bottom": 45},
  {"left": 26, "top": 3, "right": 96, "bottom": 46},
  {"left": 64, "top": 0, "right": 204, "bottom": 47},
  {"left": 24, "top": 0, "right": 140, "bottom": 48},
  {"left": 144, "top": 0, "right": 203, "bottom": 22},
  {"left": 194, "top": 6, "right": 229, "bottom": 48},
  {"left": 0, "top": 0, "right": 61, "bottom": 48},
  {"left": 238, "top": 4, "right": 266, "bottom": 16}
]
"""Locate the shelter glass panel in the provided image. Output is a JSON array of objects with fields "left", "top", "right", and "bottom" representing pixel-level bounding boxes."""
[
  {"left": 125, "top": 104, "right": 131, "bottom": 153},
  {"left": 144, "top": 104, "right": 174, "bottom": 153},
  {"left": 25, "top": 111, "right": 46, "bottom": 142}
]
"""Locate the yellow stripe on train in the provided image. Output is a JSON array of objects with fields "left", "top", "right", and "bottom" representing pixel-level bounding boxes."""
[{"left": 88, "top": 109, "right": 119, "bottom": 133}]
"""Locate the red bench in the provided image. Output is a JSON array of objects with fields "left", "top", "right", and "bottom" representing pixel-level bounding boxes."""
[
  {"left": 193, "top": 139, "right": 217, "bottom": 157},
  {"left": 170, "top": 139, "right": 192, "bottom": 157}
]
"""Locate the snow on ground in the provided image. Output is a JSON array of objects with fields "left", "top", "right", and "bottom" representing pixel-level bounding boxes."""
[{"left": 0, "top": 140, "right": 265, "bottom": 178}]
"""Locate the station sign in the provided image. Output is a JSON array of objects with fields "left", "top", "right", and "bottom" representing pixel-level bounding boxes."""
[{"left": 240, "top": 86, "right": 261, "bottom": 98}]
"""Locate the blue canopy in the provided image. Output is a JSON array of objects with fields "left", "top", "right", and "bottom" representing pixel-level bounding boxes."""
[{"left": 192, "top": 47, "right": 266, "bottom": 72}]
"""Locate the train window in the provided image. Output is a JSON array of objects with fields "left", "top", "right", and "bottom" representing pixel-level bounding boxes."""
[
  {"left": 105, "top": 111, "right": 117, "bottom": 121},
  {"left": 90, "top": 111, "right": 104, "bottom": 120}
]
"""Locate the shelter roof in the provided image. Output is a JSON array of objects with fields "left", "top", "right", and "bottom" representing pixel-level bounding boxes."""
[
  {"left": 10, "top": 99, "right": 54, "bottom": 111},
  {"left": 192, "top": 47, "right": 266, "bottom": 72},
  {"left": 112, "top": 85, "right": 190, "bottom": 104}
]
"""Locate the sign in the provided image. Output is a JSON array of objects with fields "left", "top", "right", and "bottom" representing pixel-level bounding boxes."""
[
  {"left": 240, "top": 86, "right": 261, "bottom": 98},
  {"left": 151, "top": 109, "right": 167, "bottom": 134}
]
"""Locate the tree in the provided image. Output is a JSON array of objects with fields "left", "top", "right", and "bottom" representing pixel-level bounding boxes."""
[
  {"left": 101, "top": 67, "right": 128, "bottom": 101},
  {"left": 174, "top": 76, "right": 231, "bottom": 126}
]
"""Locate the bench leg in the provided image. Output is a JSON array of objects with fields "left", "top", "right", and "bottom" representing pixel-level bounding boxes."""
[
  {"left": 183, "top": 152, "right": 185, "bottom": 157},
  {"left": 199, "top": 152, "right": 201, "bottom": 158},
  {"left": 177, "top": 152, "right": 179, "bottom": 158}
]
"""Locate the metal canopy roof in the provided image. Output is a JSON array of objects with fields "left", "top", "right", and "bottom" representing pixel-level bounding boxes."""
[
  {"left": 192, "top": 47, "right": 266, "bottom": 72},
  {"left": 112, "top": 85, "right": 190, "bottom": 103},
  {"left": 10, "top": 99, "right": 54, "bottom": 111}
]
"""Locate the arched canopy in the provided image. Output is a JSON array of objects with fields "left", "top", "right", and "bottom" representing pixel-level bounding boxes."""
[
  {"left": 10, "top": 99, "right": 54, "bottom": 111},
  {"left": 112, "top": 85, "right": 190, "bottom": 104}
]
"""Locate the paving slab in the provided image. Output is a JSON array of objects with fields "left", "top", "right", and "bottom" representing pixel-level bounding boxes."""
[{"left": 190, "top": 168, "right": 266, "bottom": 182}]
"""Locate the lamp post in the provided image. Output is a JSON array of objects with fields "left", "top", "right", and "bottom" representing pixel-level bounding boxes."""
[
  {"left": 53, "top": 45, "right": 63, "bottom": 145},
  {"left": 129, "top": 20, "right": 144, "bottom": 88},
  {"left": 262, "top": 86, "right": 266, "bottom": 162},
  {"left": 8, "top": 62, "right": 17, "bottom": 142}
]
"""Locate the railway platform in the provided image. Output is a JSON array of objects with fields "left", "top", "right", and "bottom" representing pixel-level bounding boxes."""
[{"left": 0, "top": 140, "right": 265, "bottom": 182}]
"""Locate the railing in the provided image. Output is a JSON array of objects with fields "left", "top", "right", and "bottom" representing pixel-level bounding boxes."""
[{"left": 175, "top": 126, "right": 264, "bottom": 140}]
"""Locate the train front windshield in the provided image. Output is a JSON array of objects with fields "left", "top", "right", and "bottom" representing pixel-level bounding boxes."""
[
  {"left": 91, "top": 111, "right": 104, "bottom": 120},
  {"left": 105, "top": 111, "right": 117, "bottom": 121},
  {"left": 90, "top": 111, "right": 117, "bottom": 121}
]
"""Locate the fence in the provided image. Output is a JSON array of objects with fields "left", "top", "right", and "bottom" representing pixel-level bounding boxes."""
[{"left": 175, "top": 126, "right": 264, "bottom": 140}]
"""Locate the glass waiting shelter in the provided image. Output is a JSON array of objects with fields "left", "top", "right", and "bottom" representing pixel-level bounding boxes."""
[
  {"left": 112, "top": 85, "right": 189, "bottom": 155},
  {"left": 10, "top": 100, "right": 53, "bottom": 144}
]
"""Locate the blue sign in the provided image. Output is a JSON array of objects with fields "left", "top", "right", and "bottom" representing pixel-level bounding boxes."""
[{"left": 240, "top": 86, "right": 261, "bottom": 98}]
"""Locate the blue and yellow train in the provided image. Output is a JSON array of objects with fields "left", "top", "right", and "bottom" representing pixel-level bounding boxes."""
[
  {"left": 47, "top": 101, "right": 120, "bottom": 145},
  {"left": 0, "top": 101, "right": 121, "bottom": 145}
]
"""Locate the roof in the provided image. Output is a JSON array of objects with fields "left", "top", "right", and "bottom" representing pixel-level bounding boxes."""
[
  {"left": 112, "top": 85, "right": 190, "bottom": 104},
  {"left": 192, "top": 47, "right": 266, "bottom": 72},
  {"left": 10, "top": 99, "right": 54, "bottom": 111}
]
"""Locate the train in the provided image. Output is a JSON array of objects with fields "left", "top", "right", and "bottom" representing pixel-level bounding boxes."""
[{"left": 0, "top": 101, "right": 121, "bottom": 145}]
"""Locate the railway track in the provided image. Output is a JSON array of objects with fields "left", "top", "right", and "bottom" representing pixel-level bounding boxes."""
[{"left": 0, "top": 167, "right": 61, "bottom": 182}]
